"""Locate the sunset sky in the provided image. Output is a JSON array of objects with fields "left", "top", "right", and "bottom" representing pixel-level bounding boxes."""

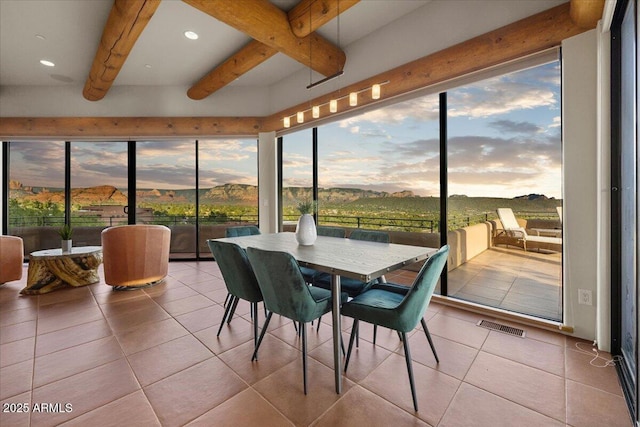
[{"left": 10, "top": 61, "right": 561, "bottom": 200}]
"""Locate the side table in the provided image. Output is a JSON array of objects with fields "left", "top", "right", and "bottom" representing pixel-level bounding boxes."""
[{"left": 21, "top": 246, "right": 103, "bottom": 295}]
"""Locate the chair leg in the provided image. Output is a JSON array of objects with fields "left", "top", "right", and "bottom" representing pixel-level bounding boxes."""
[
  {"left": 252, "top": 302, "right": 259, "bottom": 350},
  {"left": 227, "top": 297, "right": 240, "bottom": 324},
  {"left": 302, "top": 322, "right": 308, "bottom": 395},
  {"left": 401, "top": 332, "right": 419, "bottom": 412},
  {"left": 316, "top": 315, "right": 322, "bottom": 332},
  {"left": 421, "top": 318, "right": 439, "bottom": 363},
  {"left": 344, "top": 319, "right": 359, "bottom": 372},
  {"left": 373, "top": 324, "right": 377, "bottom": 344},
  {"left": 223, "top": 292, "right": 232, "bottom": 308},
  {"left": 217, "top": 295, "right": 235, "bottom": 337},
  {"left": 252, "top": 311, "right": 273, "bottom": 361}
]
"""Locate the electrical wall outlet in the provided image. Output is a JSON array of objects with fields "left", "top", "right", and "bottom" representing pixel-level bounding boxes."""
[{"left": 578, "top": 289, "right": 593, "bottom": 306}]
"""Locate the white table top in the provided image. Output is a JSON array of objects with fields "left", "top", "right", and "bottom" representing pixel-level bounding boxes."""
[
  {"left": 215, "top": 232, "right": 435, "bottom": 281},
  {"left": 30, "top": 246, "right": 102, "bottom": 259}
]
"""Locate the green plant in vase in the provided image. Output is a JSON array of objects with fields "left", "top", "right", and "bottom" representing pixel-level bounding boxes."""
[
  {"left": 296, "top": 199, "right": 317, "bottom": 216},
  {"left": 58, "top": 224, "right": 73, "bottom": 252}
]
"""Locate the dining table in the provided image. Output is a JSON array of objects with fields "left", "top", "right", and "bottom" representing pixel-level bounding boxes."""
[{"left": 216, "top": 231, "right": 437, "bottom": 393}]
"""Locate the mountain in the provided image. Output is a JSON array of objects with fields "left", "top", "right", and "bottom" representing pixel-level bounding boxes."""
[
  {"left": 514, "top": 194, "right": 554, "bottom": 201},
  {"left": 9, "top": 182, "right": 127, "bottom": 205}
]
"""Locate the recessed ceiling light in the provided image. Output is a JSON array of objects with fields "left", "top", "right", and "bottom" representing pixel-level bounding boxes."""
[
  {"left": 144, "top": 64, "right": 152, "bottom": 69},
  {"left": 184, "top": 30, "right": 199, "bottom": 40},
  {"left": 35, "top": 34, "right": 46, "bottom": 40},
  {"left": 40, "top": 59, "right": 55, "bottom": 67}
]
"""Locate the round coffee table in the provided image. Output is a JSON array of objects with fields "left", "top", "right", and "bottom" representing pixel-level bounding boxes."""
[{"left": 21, "top": 246, "right": 103, "bottom": 295}]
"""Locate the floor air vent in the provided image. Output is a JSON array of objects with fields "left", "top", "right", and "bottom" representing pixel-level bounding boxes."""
[{"left": 476, "top": 320, "right": 526, "bottom": 338}]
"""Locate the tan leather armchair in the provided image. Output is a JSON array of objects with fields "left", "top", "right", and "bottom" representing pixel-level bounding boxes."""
[
  {"left": 0, "top": 235, "right": 24, "bottom": 284},
  {"left": 101, "top": 225, "right": 171, "bottom": 289}
]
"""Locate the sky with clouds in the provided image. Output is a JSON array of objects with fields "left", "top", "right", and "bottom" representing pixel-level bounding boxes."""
[
  {"left": 10, "top": 61, "right": 561, "bottom": 199},
  {"left": 284, "top": 60, "right": 562, "bottom": 199}
]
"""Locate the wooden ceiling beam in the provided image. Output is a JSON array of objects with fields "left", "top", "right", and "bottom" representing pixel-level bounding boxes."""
[
  {"left": 186, "top": 0, "right": 356, "bottom": 99},
  {"left": 83, "top": 0, "right": 161, "bottom": 101},
  {"left": 182, "top": 0, "right": 345, "bottom": 77},
  {"left": 0, "top": 116, "right": 263, "bottom": 138},
  {"left": 569, "top": 0, "right": 605, "bottom": 28},
  {"left": 287, "top": 0, "right": 360, "bottom": 38},
  {"left": 187, "top": 40, "right": 278, "bottom": 100}
]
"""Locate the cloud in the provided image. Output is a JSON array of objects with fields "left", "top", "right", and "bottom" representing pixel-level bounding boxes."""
[
  {"left": 488, "top": 119, "right": 543, "bottom": 134},
  {"left": 549, "top": 116, "right": 561, "bottom": 128},
  {"left": 283, "top": 152, "right": 312, "bottom": 169},
  {"left": 338, "top": 96, "right": 440, "bottom": 127}
]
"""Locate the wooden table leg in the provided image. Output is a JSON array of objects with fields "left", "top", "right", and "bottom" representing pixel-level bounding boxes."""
[{"left": 21, "top": 252, "right": 103, "bottom": 295}]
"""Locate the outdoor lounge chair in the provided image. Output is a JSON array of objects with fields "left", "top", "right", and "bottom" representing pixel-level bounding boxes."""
[{"left": 496, "top": 208, "right": 562, "bottom": 252}]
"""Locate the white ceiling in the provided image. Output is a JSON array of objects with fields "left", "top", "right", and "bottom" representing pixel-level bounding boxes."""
[
  {"left": 0, "top": 0, "right": 566, "bottom": 118},
  {"left": 0, "top": 0, "right": 428, "bottom": 88}
]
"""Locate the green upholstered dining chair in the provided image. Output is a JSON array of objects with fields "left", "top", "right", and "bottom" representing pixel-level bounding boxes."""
[
  {"left": 246, "top": 246, "right": 348, "bottom": 395},
  {"left": 299, "top": 225, "right": 346, "bottom": 284},
  {"left": 207, "top": 240, "right": 264, "bottom": 356},
  {"left": 220, "top": 225, "right": 262, "bottom": 316},
  {"left": 225, "top": 225, "right": 261, "bottom": 237},
  {"left": 312, "top": 228, "right": 390, "bottom": 297},
  {"left": 341, "top": 245, "right": 449, "bottom": 411}
]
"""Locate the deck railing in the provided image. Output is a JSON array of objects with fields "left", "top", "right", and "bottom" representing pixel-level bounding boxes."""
[{"left": 9, "top": 210, "right": 559, "bottom": 232}]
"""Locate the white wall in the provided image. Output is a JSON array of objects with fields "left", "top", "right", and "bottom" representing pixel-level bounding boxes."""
[
  {"left": 258, "top": 132, "right": 278, "bottom": 234},
  {"left": 562, "top": 29, "right": 600, "bottom": 342},
  {"left": 596, "top": 21, "right": 612, "bottom": 351}
]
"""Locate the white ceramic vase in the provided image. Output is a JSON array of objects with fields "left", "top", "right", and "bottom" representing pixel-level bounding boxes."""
[
  {"left": 295, "top": 214, "right": 317, "bottom": 246},
  {"left": 61, "top": 240, "right": 72, "bottom": 253}
]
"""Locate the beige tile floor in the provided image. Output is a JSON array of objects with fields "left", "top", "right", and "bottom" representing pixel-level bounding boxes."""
[{"left": 0, "top": 261, "right": 631, "bottom": 427}]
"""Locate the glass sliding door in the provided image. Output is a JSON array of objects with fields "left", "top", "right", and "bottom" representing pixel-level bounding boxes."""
[
  {"left": 198, "top": 138, "right": 258, "bottom": 258},
  {"left": 136, "top": 140, "right": 196, "bottom": 259},
  {"left": 70, "top": 142, "right": 128, "bottom": 246},
  {"left": 612, "top": 0, "right": 639, "bottom": 422},
  {"left": 446, "top": 61, "right": 563, "bottom": 321},
  {"left": 7, "top": 141, "right": 66, "bottom": 253}
]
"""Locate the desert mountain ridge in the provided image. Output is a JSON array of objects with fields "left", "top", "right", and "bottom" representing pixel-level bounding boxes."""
[{"left": 9, "top": 181, "right": 554, "bottom": 205}]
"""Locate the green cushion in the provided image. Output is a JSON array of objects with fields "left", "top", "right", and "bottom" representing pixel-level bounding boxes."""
[
  {"left": 299, "top": 266, "right": 321, "bottom": 283},
  {"left": 207, "top": 240, "right": 263, "bottom": 303},
  {"left": 341, "top": 245, "right": 449, "bottom": 333},
  {"left": 246, "top": 247, "right": 347, "bottom": 324},
  {"left": 317, "top": 226, "right": 346, "bottom": 238},
  {"left": 313, "top": 273, "right": 377, "bottom": 297},
  {"left": 313, "top": 229, "right": 388, "bottom": 296},
  {"left": 225, "top": 226, "right": 260, "bottom": 237},
  {"left": 348, "top": 229, "right": 390, "bottom": 243},
  {"left": 371, "top": 282, "right": 410, "bottom": 295}
]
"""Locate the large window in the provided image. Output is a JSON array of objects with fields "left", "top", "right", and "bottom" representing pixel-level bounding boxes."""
[
  {"left": 280, "top": 60, "right": 562, "bottom": 320},
  {"left": 136, "top": 140, "right": 196, "bottom": 258},
  {"left": 8, "top": 141, "right": 66, "bottom": 253},
  {"left": 70, "top": 141, "right": 128, "bottom": 246},
  {"left": 198, "top": 138, "right": 258, "bottom": 258},
  {"left": 317, "top": 94, "right": 441, "bottom": 235},
  {"left": 4, "top": 139, "right": 259, "bottom": 260}
]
